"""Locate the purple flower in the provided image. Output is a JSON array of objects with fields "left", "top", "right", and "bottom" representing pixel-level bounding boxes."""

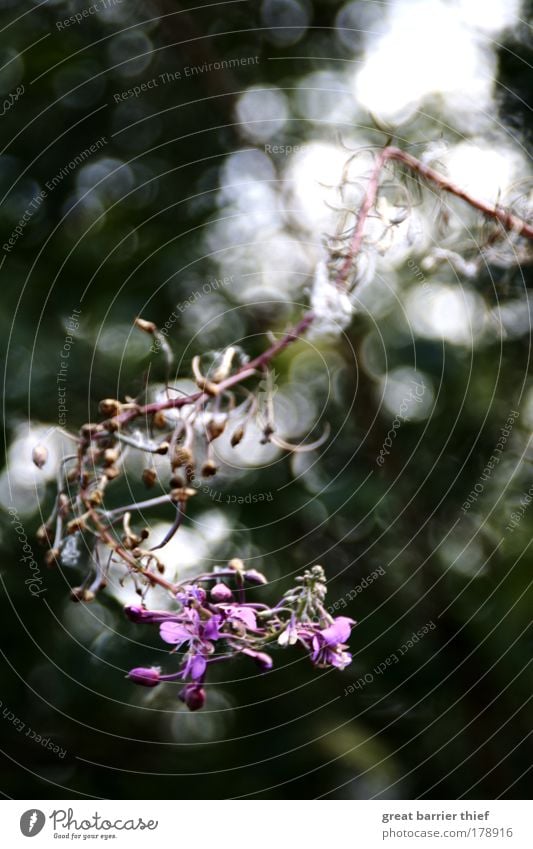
[
  {"left": 127, "top": 667, "right": 161, "bottom": 687},
  {"left": 244, "top": 569, "right": 268, "bottom": 585},
  {"left": 125, "top": 605, "right": 176, "bottom": 624},
  {"left": 219, "top": 604, "right": 258, "bottom": 632},
  {"left": 176, "top": 585, "right": 207, "bottom": 607},
  {"left": 159, "top": 609, "right": 222, "bottom": 681},
  {"left": 277, "top": 615, "right": 299, "bottom": 646},
  {"left": 210, "top": 582, "right": 233, "bottom": 603},
  {"left": 310, "top": 616, "right": 355, "bottom": 670},
  {"left": 179, "top": 684, "right": 206, "bottom": 711}
]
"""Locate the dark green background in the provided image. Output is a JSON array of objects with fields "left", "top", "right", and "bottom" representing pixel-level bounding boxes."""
[{"left": 0, "top": 0, "right": 532, "bottom": 799}]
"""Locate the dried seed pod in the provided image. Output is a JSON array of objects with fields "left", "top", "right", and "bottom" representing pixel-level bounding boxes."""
[
  {"left": 36, "top": 525, "right": 52, "bottom": 547},
  {"left": 152, "top": 411, "right": 167, "bottom": 429},
  {"left": 207, "top": 419, "right": 226, "bottom": 442},
  {"left": 230, "top": 426, "right": 245, "bottom": 447},
  {"left": 32, "top": 444, "right": 48, "bottom": 469},
  {"left": 134, "top": 317, "right": 157, "bottom": 334},
  {"left": 45, "top": 548, "right": 60, "bottom": 568},
  {"left": 201, "top": 460, "right": 217, "bottom": 477},
  {"left": 142, "top": 468, "right": 157, "bottom": 488},
  {"left": 170, "top": 474, "right": 184, "bottom": 488},
  {"left": 105, "top": 466, "right": 120, "bottom": 481},
  {"left": 66, "top": 517, "right": 86, "bottom": 534},
  {"left": 172, "top": 446, "right": 193, "bottom": 469},
  {"left": 103, "top": 448, "right": 119, "bottom": 465},
  {"left": 170, "top": 487, "right": 196, "bottom": 503},
  {"left": 58, "top": 493, "right": 71, "bottom": 517},
  {"left": 70, "top": 586, "right": 96, "bottom": 603},
  {"left": 87, "top": 490, "right": 103, "bottom": 507},
  {"left": 99, "top": 398, "right": 121, "bottom": 417},
  {"left": 80, "top": 423, "right": 104, "bottom": 439},
  {"left": 155, "top": 441, "right": 170, "bottom": 455}
]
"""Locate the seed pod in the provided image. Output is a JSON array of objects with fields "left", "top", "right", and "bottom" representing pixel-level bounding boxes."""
[
  {"left": 105, "top": 466, "right": 120, "bottom": 481},
  {"left": 201, "top": 460, "right": 217, "bottom": 477},
  {"left": 66, "top": 517, "right": 86, "bottom": 534},
  {"left": 230, "top": 426, "right": 245, "bottom": 447},
  {"left": 70, "top": 586, "right": 96, "bottom": 603},
  {"left": 207, "top": 419, "right": 226, "bottom": 442},
  {"left": 87, "top": 490, "right": 103, "bottom": 506},
  {"left": 32, "top": 444, "right": 48, "bottom": 469},
  {"left": 80, "top": 423, "right": 104, "bottom": 439},
  {"left": 36, "top": 525, "right": 52, "bottom": 547},
  {"left": 58, "top": 493, "right": 71, "bottom": 517},
  {"left": 103, "top": 448, "right": 119, "bottom": 465},
  {"left": 170, "top": 473, "right": 184, "bottom": 488},
  {"left": 45, "top": 548, "right": 60, "bottom": 568},
  {"left": 99, "top": 398, "right": 121, "bottom": 417},
  {"left": 152, "top": 411, "right": 167, "bottom": 429},
  {"left": 170, "top": 487, "right": 196, "bottom": 503},
  {"left": 134, "top": 317, "right": 157, "bottom": 334},
  {"left": 156, "top": 441, "right": 170, "bottom": 455},
  {"left": 142, "top": 468, "right": 157, "bottom": 488},
  {"left": 171, "top": 446, "right": 193, "bottom": 469}
]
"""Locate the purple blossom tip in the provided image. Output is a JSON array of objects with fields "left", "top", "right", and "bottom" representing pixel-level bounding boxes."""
[
  {"left": 242, "top": 648, "right": 274, "bottom": 670},
  {"left": 179, "top": 684, "right": 206, "bottom": 711},
  {"left": 244, "top": 569, "right": 268, "bottom": 585},
  {"left": 127, "top": 667, "right": 161, "bottom": 687},
  {"left": 321, "top": 616, "right": 356, "bottom": 645},
  {"left": 210, "top": 582, "right": 233, "bottom": 603}
]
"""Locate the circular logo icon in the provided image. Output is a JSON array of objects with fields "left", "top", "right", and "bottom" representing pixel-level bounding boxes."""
[{"left": 20, "top": 810, "right": 46, "bottom": 837}]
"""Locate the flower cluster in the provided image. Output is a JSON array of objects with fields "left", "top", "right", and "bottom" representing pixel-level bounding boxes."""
[{"left": 126, "top": 563, "right": 355, "bottom": 710}]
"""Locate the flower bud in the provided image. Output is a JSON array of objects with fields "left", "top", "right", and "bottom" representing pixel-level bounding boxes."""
[
  {"left": 128, "top": 667, "right": 161, "bottom": 687},
  {"left": 244, "top": 569, "right": 268, "bottom": 585},
  {"left": 179, "top": 684, "right": 206, "bottom": 711},
  {"left": 210, "top": 582, "right": 233, "bottom": 603},
  {"left": 32, "top": 444, "right": 48, "bottom": 469}
]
